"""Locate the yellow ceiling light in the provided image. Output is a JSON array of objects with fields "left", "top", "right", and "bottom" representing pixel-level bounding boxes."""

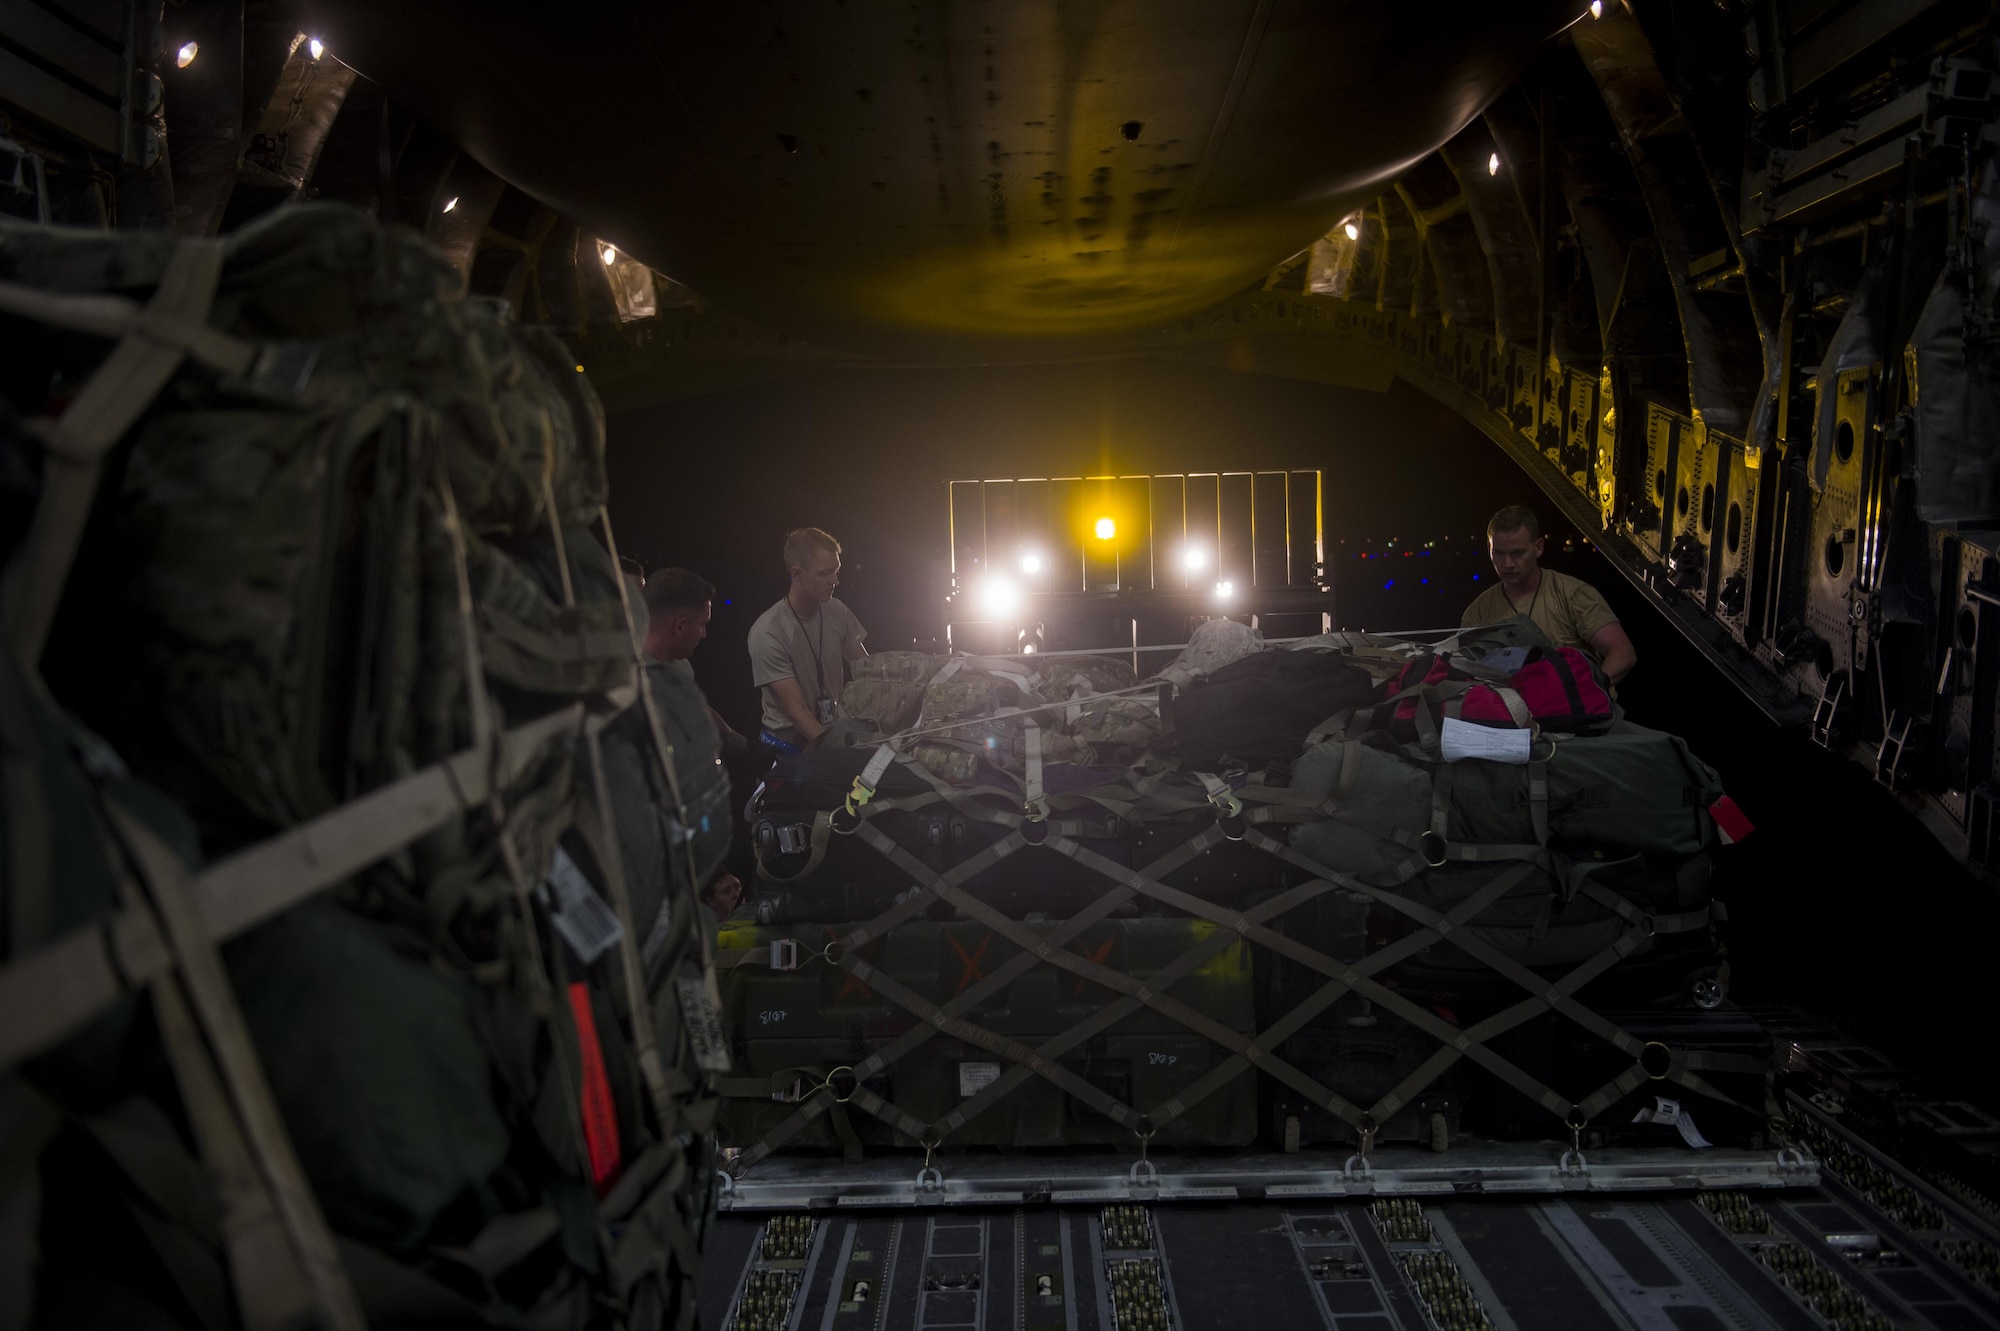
[
  {"left": 1343, "top": 221, "right": 1359, "bottom": 241},
  {"left": 1094, "top": 517, "right": 1116, "bottom": 540}
]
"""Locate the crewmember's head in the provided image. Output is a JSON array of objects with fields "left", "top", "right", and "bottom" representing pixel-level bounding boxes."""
[
  {"left": 1486, "top": 505, "right": 1546, "bottom": 593},
  {"left": 783, "top": 527, "right": 842, "bottom": 606},
  {"left": 643, "top": 567, "right": 716, "bottom": 662}
]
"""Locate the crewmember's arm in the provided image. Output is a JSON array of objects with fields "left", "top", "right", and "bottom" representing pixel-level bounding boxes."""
[
  {"left": 768, "top": 675, "right": 826, "bottom": 742},
  {"left": 1591, "top": 621, "right": 1638, "bottom": 685}
]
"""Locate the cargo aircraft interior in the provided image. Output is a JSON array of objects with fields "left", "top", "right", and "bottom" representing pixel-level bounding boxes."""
[{"left": 6, "top": 2, "right": 2000, "bottom": 1328}]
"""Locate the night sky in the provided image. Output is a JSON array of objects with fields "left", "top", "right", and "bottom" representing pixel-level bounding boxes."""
[{"left": 608, "top": 358, "right": 1996, "bottom": 1104}]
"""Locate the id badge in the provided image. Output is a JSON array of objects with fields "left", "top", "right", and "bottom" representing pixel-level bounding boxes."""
[{"left": 816, "top": 696, "right": 837, "bottom": 725}]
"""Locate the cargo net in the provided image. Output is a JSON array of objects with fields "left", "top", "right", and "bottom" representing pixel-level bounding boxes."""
[{"left": 717, "top": 631, "right": 1770, "bottom": 1174}]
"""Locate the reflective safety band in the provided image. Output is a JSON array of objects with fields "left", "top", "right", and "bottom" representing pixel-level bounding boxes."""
[{"left": 567, "top": 982, "right": 622, "bottom": 1195}]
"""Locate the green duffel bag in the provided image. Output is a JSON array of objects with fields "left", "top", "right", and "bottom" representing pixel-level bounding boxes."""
[
  {"left": 1289, "top": 738, "right": 1430, "bottom": 878},
  {"left": 841, "top": 676, "right": 927, "bottom": 733},
  {"left": 853, "top": 650, "right": 947, "bottom": 684},
  {"left": 1447, "top": 722, "right": 1727, "bottom": 856}
]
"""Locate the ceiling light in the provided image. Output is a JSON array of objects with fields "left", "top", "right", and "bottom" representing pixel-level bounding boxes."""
[
  {"left": 176, "top": 41, "right": 198, "bottom": 68},
  {"left": 1094, "top": 517, "right": 1116, "bottom": 540},
  {"left": 1182, "top": 546, "right": 1208, "bottom": 571},
  {"left": 1487, "top": 152, "right": 1501, "bottom": 176},
  {"left": 601, "top": 246, "right": 618, "bottom": 266},
  {"left": 978, "top": 575, "right": 1022, "bottom": 617},
  {"left": 1343, "top": 221, "right": 1359, "bottom": 241},
  {"left": 1019, "top": 552, "right": 1044, "bottom": 575},
  {"left": 307, "top": 37, "right": 324, "bottom": 60},
  {"left": 1215, "top": 580, "right": 1235, "bottom": 599},
  {"left": 441, "top": 196, "right": 459, "bottom": 213},
  {"left": 1022, "top": 643, "right": 1037, "bottom": 654},
  {"left": 1589, "top": 0, "right": 1603, "bottom": 15}
]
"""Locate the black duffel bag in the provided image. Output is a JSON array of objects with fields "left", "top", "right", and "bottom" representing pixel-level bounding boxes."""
[{"left": 1170, "top": 649, "right": 1375, "bottom": 771}]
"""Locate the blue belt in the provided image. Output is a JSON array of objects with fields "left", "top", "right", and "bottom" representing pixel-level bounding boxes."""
[{"left": 759, "top": 729, "right": 804, "bottom": 756}]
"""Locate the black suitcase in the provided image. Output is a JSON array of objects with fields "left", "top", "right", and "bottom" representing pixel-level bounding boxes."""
[{"left": 1169, "top": 650, "right": 1376, "bottom": 772}]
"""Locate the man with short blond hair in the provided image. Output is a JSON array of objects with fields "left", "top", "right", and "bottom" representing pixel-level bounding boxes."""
[
  {"left": 748, "top": 527, "right": 868, "bottom": 750},
  {"left": 1462, "top": 505, "right": 1637, "bottom": 683}
]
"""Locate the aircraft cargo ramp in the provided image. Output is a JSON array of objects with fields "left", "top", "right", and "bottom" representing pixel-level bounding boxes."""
[{"left": 700, "top": 1096, "right": 2000, "bottom": 1331}]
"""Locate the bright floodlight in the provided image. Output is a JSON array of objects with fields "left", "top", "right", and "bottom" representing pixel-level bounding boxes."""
[
  {"left": 1487, "top": 152, "right": 1501, "bottom": 176},
  {"left": 1019, "top": 552, "right": 1043, "bottom": 574},
  {"left": 1022, "top": 643, "right": 1037, "bottom": 654},
  {"left": 1094, "top": 517, "right": 1116, "bottom": 540},
  {"left": 1182, "top": 546, "right": 1208, "bottom": 571},
  {"left": 1215, "top": 580, "right": 1235, "bottom": 599},
  {"left": 307, "top": 37, "right": 324, "bottom": 59},
  {"left": 601, "top": 246, "right": 618, "bottom": 266},
  {"left": 1589, "top": 0, "right": 1603, "bottom": 14},
  {"left": 1343, "top": 221, "right": 1359, "bottom": 241},
  {"left": 441, "top": 196, "right": 459, "bottom": 214},
  {"left": 176, "top": 41, "right": 198, "bottom": 67},
  {"left": 978, "top": 575, "right": 1022, "bottom": 617}
]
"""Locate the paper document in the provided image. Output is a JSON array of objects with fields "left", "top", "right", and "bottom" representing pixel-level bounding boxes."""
[{"left": 1439, "top": 716, "right": 1532, "bottom": 764}]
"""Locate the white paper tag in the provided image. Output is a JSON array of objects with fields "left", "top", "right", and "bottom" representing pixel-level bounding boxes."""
[
  {"left": 675, "top": 970, "right": 733, "bottom": 1072},
  {"left": 1439, "top": 716, "right": 1533, "bottom": 764},
  {"left": 1632, "top": 1095, "right": 1680, "bottom": 1125},
  {"left": 545, "top": 847, "right": 623, "bottom": 967},
  {"left": 959, "top": 1061, "right": 1002, "bottom": 1097},
  {"left": 1676, "top": 1109, "right": 1712, "bottom": 1150}
]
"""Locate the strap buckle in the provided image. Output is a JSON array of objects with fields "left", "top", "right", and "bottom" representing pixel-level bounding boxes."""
[
  {"left": 770, "top": 938, "right": 802, "bottom": 971},
  {"left": 843, "top": 778, "right": 876, "bottom": 819}
]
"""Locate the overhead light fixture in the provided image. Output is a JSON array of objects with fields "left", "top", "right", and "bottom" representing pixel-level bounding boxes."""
[
  {"left": 1182, "top": 546, "right": 1208, "bottom": 572},
  {"left": 176, "top": 41, "right": 198, "bottom": 68},
  {"left": 601, "top": 245, "right": 618, "bottom": 266},
  {"left": 1487, "top": 152, "right": 1501, "bottom": 176},
  {"left": 1589, "top": 0, "right": 1603, "bottom": 15},
  {"left": 1215, "top": 580, "right": 1235, "bottom": 600},
  {"left": 573, "top": 364, "right": 585, "bottom": 373},
  {"left": 1094, "top": 517, "right": 1116, "bottom": 541},
  {"left": 307, "top": 37, "right": 324, "bottom": 60},
  {"left": 441, "top": 196, "right": 459, "bottom": 214},
  {"left": 1343, "top": 221, "right": 1359, "bottom": 241},
  {"left": 1019, "top": 552, "right": 1044, "bottom": 575},
  {"left": 978, "top": 575, "right": 1022, "bottom": 617}
]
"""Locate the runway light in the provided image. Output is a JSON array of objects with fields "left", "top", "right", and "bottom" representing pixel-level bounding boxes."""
[
  {"left": 1019, "top": 552, "right": 1044, "bottom": 575},
  {"left": 441, "top": 196, "right": 459, "bottom": 213},
  {"left": 1182, "top": 546, "right": 1208, "bottom": 572},
  {"left": 1215, "top": 580, "right": 1235, "bottom": 600},
  {"left": 1589, "top": 0, "right": 1603, "bottom": 14},
  {"left": 176, "top": 41, "right": 198, "bottom": 67},
  {"left": 1094, "top": 517, "right": 1116, "bottom": 540},
  {"left": 1343, "top": 221, "right": 1359, "bottom": 241},
  {"left": 1487, "top": 152, "right": 1501, "bottom": 176},
  {"left": 978, "top": 575, "right": 1022, "bottom": 617},
  {"left": 601, "top": 245, "right": 618, "bottom": 266},
  {"left": 307, "top": 37, "right": 324, "bottom": 60}
]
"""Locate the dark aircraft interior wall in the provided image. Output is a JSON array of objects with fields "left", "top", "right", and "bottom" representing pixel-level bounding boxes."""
[{"left": 610, "top": 361, "right": 1998, "bottom": 1107}]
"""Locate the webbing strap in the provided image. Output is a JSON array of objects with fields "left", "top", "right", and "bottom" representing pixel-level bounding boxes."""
[
  {"left": 3, "top": 239, "right": 227, "bottom": 665},
  {"left": 0, "top": 692, "right": 618, "bottom": 1077},
  {"left": 110, "top": 807, "right": 365, "bottom": 1330}
]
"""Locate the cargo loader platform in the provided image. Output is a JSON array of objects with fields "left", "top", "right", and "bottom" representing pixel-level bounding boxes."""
[{"left": 701, "top": 1097, "right": 2000, "bottom": 1330}]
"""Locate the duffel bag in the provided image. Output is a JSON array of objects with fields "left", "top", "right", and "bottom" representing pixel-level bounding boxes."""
[
  {"left": 841, "top": 676, "right": 928, "bottom": 733},
  {"left": 1454, "top": 645, "right": 1615, "bottom": 736},
  {"left": 1288, "top": 738, "right": 1430, "bottom": 879},
  {"left": 853, "top": 650, "right": 947, "bottom": 684},
  {"left": 1447, "top": 722, "right": 1729, "bottom": 856},
  {"left": 1038, "top": 654, "right": 1138, "bottom": 696},
  {"left": 1171, "top": 648, "right": 1375, "bottom": 771}
]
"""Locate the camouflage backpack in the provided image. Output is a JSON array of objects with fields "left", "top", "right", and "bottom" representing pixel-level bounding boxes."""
[{"left": 1, "top": 206, "right": 720, "bottom": 1329}]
